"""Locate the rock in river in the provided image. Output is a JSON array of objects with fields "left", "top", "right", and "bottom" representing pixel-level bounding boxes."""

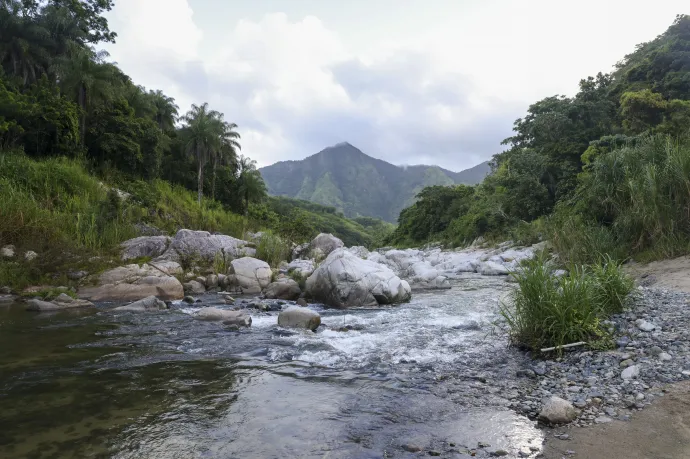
[
  {"left": 538, "top": 396, "right": 580, "bottom": 424},
  {"left": 306, "top": 249, "right": 411, "bottom": 308},
  {"left": 194, "top": 307, "right": 252, "bottom": 327},
  {"left": 264, "top": 278, "right": 301, "bottom": 301},
  {"left": 229, "top": 257, "right": 272, "bottom": 294},
  {"left": 78, "top": 261, "right": 184, "bottom": 302},
  {"left": 278, "top": 306, "right": 321, "bottom": 331},
  {"left": 26, "top": 293, "right": 95, "bottom": 311},
  {"left": 113, "top": 295, "right": 168, "bottom": 312}
]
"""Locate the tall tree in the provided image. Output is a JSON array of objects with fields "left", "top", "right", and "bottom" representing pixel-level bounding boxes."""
[
  {"left": 210, "top": 120, "right": 240, "bottom": 200},
  {"left": 182, "top": 102, "right": 222, "bottom": 204},
  {"left": 236, "top": 155, "right": 266, "bottom": 215},
  {"left": 149, "top": 89, "right": 178, "bottom": 132}
]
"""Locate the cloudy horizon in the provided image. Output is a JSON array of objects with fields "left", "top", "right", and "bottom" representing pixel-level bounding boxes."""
[{"left": 104, "top": 0, "right": 686, "bottom": 172}]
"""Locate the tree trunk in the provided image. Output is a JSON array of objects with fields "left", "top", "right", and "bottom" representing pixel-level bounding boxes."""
[
  {"left": 197, "top": 148, "right": 203, "bottom": 205},
  {"left": 211, "top": 157, "right": 217, "bottom": 201},
  {"left": 78, "top": 84, "right": 87, "bottom": 145}
]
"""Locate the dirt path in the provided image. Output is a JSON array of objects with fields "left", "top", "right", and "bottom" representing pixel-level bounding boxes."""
[
  {"left": 542, "top": 374, "right": 690, "bottom": 459},
  {"left": 626, "top": 256, "right": 690, "bottom": 293}
]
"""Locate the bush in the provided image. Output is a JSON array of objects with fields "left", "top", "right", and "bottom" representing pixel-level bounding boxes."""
[
  {"left": 501, "top": 256, "right": 634, "bottom": 353},
  {"left": 547, "top": 213, "right": 624, "bottom": 266},
  {"left": 255, "top": 231, "right": 291, "bottom": 268}
]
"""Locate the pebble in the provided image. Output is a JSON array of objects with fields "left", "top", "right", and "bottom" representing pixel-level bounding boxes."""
[
  {"left": 594, "top": 416, "right": 612, "bottom": 423},
  {"left": 659, "top": 352, "right": 672, "bottom": 361}
]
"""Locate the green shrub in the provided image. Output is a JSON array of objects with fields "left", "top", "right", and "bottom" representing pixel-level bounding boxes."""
[
  {"left": 547, "top": 213, "right": 624, "bottom": 266},
  {"left": 255, "top": 230, "right": 291, "bottom": 268},
  {"left": 501, "top": 256, "right": 633, "bottom": 353},
  {"left": 288, "top": 270, "right": 307, "bottom": 290}
]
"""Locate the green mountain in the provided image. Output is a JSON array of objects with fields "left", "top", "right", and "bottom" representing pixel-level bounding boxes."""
[{"left": 259, "top": 142, "right": 490, "bottom": 222}]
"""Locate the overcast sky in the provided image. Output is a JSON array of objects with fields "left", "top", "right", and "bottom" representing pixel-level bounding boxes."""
[{"left": 104, "top": 0, "right": 685, "bottom": 171}]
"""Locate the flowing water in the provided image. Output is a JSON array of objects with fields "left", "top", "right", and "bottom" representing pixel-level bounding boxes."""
[{"left": 0, "top": 274, "right": 543, "bottom": 458}]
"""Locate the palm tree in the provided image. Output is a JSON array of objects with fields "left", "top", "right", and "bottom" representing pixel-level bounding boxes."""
[
  {"left": 0, "top": 0, "right": 51, "bottom": 85},
  {"left": 182, "top": 102, "right": 223, "bottom": 204},
  {"left": 52, "top": 43, "right": 118, "bottom": 142},
  {"left": 236, "top": 155, "right": 267, "bottom": 216},
  {"left": 149, "top": 89, "right": 179, "bottom": 132},
  {"left": 210, "top": 120, "right": 240, "bottom": 200}
]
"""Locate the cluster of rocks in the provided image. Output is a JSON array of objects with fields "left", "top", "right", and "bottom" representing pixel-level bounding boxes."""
[
  {"left": 1, "top": 244, "right": 38, "bottom": 262},
  {"left": 503, "top": 287, "right": 690, "bottom": 427}
]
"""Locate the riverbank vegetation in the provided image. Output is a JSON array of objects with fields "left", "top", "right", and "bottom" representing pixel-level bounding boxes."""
[
  {"left": 501, "top": 256, "right": 634, "bottom": 352},
  {"left": 388, "top": 14, "right": 690, "bottom": 266},
  {"left": 0, "top": 1, "right": 390, "bottom": 288}
]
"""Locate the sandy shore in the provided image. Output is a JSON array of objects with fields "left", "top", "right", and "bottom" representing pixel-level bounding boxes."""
[{"left": 626, "top": 255, "right": 690, "bottom": 293}]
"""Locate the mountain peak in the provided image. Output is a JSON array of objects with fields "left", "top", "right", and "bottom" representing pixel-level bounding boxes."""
[{"left": 259, "top": 144, "right": 490, "bottom": 222}]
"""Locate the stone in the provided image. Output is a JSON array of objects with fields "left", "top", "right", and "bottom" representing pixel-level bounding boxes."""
[
  {"left": 659, "top": 352, "right": 673, "bottom": 361},
  {"left": 538, "top": 396, "right": 580, "bottom": 424},
  {"left": 120, "top": 236, "right": 170, "bottom": 261},
  {"left": 183, "top": 295, "right": 196, "bottom": 304},
  {"left": 26, "top": 295, "right": 94, "bottom": 311},
  {"left": 309, "top": 233, "right": 344, "bottom": 259},
  {"left": 24, "top": 250, "right": 38, "bottom": 261},
  {"left": 594, "top": 416, "right": 612, "bottom": 424},
  {"left": 477, "top": 261, "right": 510, "bottom": 276},
  {"left": 1, "top": 245, "right": 15, "bottom": 258},
  {"left": 649, "top": 345, "right": 663, "bottom": 356},
  {"left": 306, "top": 249, "right": 411, "bottom": 308},
  {"left": 287, "top": 259, "right": 316, "bottom": 277},
  {"left": 490, "top": 450, "right": 509, "bottom": 457},
  {"left": 621, "top": 365, "right": 641, "bottom": 380},
  {"left": 296, "top": 298, "right": 308, "bottom": 307},
  {"left": 264, "top": 278, "right": 301, "bottom": 301},
  {"left": 402, "top": 445, "right": 422, "bottom": 453},
  {"left": 346, "top": 246, "right": 370, "bottom": 259},
  {"left": 194, "top": 307, "right": 251, "bottom": 327},
  {"left": 67, "top": 270, "right": 89, "bottom": 281},
  {"left": 278, "top": 306, "right": 321, "bottom": 331},
  {"left": 635, "top": 319, "right": 656, "bottom": 332},
  {"left": 205, "top": 274, "right": 219, "bottom": 289},
  {"left": 0, "top": 294, "right": 17, "bottom": 306},
  {"left": 113, "top": 295, "right": 168, "bottom": 312},
  {"left": 159, "top": 229, "right": 256, "bottom": 263},
  {"left": 78, "top": 261, "right": 184, "bottom": 302},
  {"left": 183, "top": 280, "right": 206, "bottom": 295},
  {"left": 230, "top": 257, "right": 272, "bottom": 294}
]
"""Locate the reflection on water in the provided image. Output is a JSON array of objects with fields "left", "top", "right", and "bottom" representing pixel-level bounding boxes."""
[{"left": 0, "top": 275, "right": 543, "bottom": 458}]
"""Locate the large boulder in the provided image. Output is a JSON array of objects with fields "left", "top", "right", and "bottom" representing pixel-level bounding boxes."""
[
  {"left": 264, "top": 278, "right": 301, "bottom": 301},
  {"left": 229, "top": 257, "right": 272, "bottom": 294},
  {"left": 157, "top": 229, "right": 255, "bottom": 263},
  {"left": 113, "top": 295, "right": 167, "bottom": 312},
  {"left": 278, "top": 306, "right": 321, "bottom": 331},
  {"left": 287, "top": 259, "right": 316, "bottom": 277},
  {"left": 26, "top": 293, "right": 95, "bottom": 311},
  {"left": 305, "top": 249, "right": 412, "bottom": 308},
  {"left": 194, "top": 307, "right": 252, "bottom": 327},
  {"left": 309, "top": 233, "right": 344, "bottom": 260},
  {"left": 183, "top": 280, "right": 206, "bottom": 294},
  {"left": 120, "top": 236, "right": 171, "bottom": 261},
  {"left": 538, "top": 396, "right": 580, "bottom": 424},
  {"left": 78, "top": 261, "right": 184, "bottom": 302}
]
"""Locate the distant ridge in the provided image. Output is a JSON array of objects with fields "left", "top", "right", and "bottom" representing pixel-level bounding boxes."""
[{"left": 259, "top": 143, "right": 490, "bottom": 222}]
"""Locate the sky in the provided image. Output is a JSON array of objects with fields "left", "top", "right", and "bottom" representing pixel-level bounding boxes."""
[{"left": 103, "top": 0, "right": 686, "bottom": 171}]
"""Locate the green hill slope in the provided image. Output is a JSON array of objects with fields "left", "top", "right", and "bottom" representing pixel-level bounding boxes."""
[{"left": 259, "top": 143, "right": 489, "bottom": 222}]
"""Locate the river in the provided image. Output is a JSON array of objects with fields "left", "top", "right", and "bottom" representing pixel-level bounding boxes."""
[{"left": 0, "top": 274, "right": 543, "bottom": 458}]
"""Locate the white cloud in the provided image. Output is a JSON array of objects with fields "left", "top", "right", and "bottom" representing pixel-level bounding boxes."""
[{"left": 103, "top": 0, "right": 686, "bottom": 171}]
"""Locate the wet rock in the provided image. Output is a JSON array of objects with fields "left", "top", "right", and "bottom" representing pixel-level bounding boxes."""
[
  {"left": 306, "top": 249, "right": 411, "bottom": 308},
  {"left": 26, "top": 294, "right": 95, "bottom": 311},
  {"left": 78, "top": 261, "right": 184, "bottom": 302},
  {"left": 113, "top": 295, "right": 167, "bottom": 312},
  {"left": 230, "top": 257, "right": 272, "bottom": 294},
  {"left": 184, "top": 280, "right": 206, "bottom": 295},
  {"left": 205, "top": 274, "right": 219, "bottom": 289},
  {"left": 538, "top": 396, "right": 580, "bottom": 424},
  {"left": 278, "top": 306, "right": 321, "bottom": 331},
  {"left": 264, "top": 278, "right": 301, "bottom": 301},
  {"left": 183, "top": 295, "right": 196, "bottom": 304},
  {"left": 194, "top": 307, "right": 252, "bottom": 327},
  {"left": 120, "top": 235, "right": 170, "bottom": 261},
  {"left": 489, "top": 450, "right": 509, "bottom": 457},
  {"left": 296, "top": 298, "right": 308, "bottom": 307},
  {"left": 0, "top": 294, "right": 17, "bottom": 306},
  {"left": 477, "top": 261, "right": 509, "bottom": 276}
]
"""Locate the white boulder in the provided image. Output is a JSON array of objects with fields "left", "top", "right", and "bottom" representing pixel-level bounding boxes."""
[
  {"left": 120, "top": 236, "right": 170, "bottom": 261},
  {"left": 78, "top": 261, "right": 184, "bottom": 302},
  {"left": 538, "top": 396, "right": 580, "bottom": 424},
  {"left": 230, "top": 257, "right": 272, "bottom": 294},
  {"left": 278, "top": 306, "right": 321, "bottom": 331},
  {"left": 157, "top": 229, "right": 255, "bottom": 263}
]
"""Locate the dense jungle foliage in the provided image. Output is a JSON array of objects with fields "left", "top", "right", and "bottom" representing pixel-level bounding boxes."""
[{"left": 388, "top": 14, "right": 690, "bottom": 264}]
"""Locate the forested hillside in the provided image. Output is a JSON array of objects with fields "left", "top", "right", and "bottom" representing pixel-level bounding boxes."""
[
  {"left": 260, "top": 142, "right": 489, "bottom": 222},
  {"left": 0, "top": 0, "right": 390, "bottom": 286},
  {"left": 389, "top": 14, "right": 690, "bottom": 263}
]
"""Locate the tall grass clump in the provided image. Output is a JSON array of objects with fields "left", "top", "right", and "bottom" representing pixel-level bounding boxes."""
[
  {"left": 501, "top": 256, "right": 634, "bottom": 353},
  {"left": 255, "top": 230, "right": 291, "bottom": 268},
  {"left": 575, "top": 134, "right": 690, "bottom": 261}
]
